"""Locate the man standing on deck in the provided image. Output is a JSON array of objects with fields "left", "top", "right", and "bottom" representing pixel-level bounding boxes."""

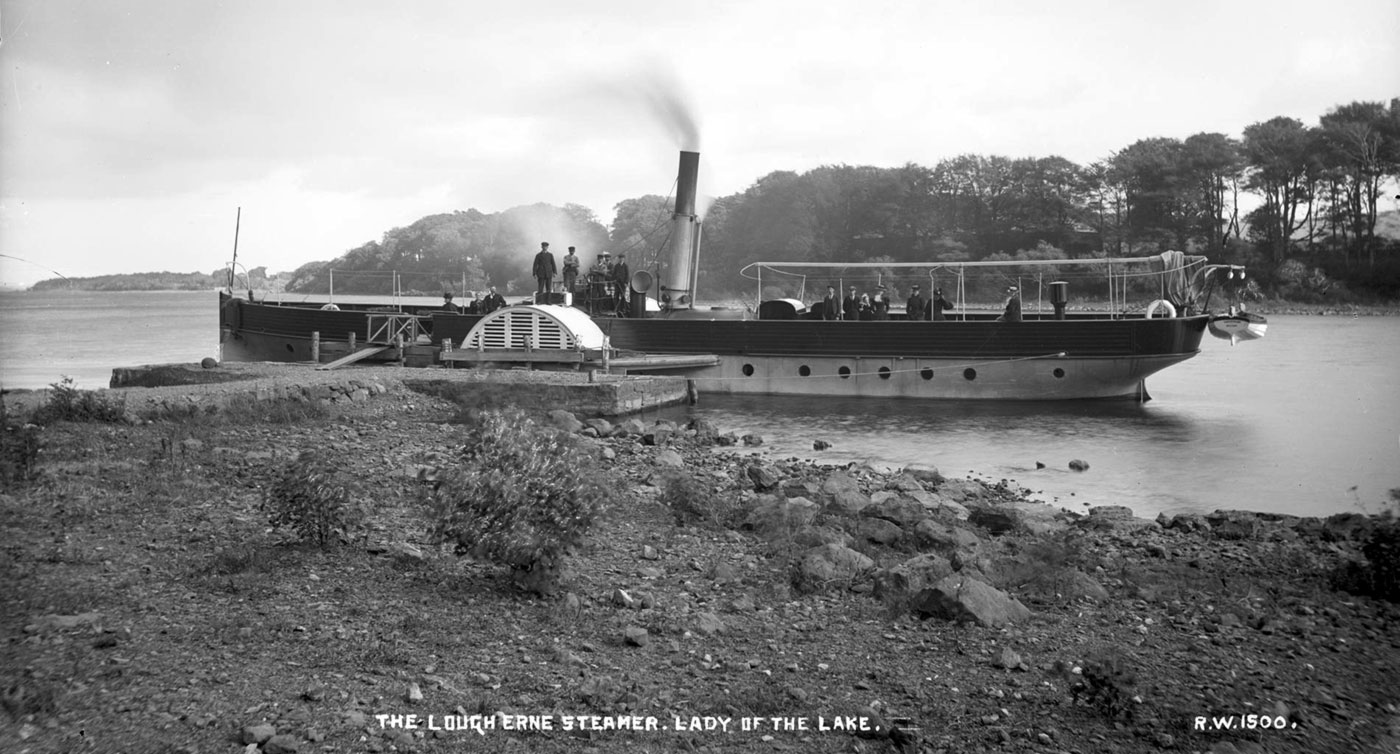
[
  {"left": 440, "top": 292, "right": 459, "bottom": 313},
  {"left": 998, "top": 285, "right": 1022, "bottom": 322},
  {"left": 481, "top": 286, "right": 506, "bottom": 314},
  {"left": 842, "top": 286, "right": 860, "bottom": 321},
  {"left": 611, "top": 253, "right": 631, "bottom": 315},
  {"left": 532, "top": 242, "right": 557, "bottom": 297},
  {"left": 562, "top": 247, "right": 581, "bottom": 294},
  {"left": 823, "top": 285, "right": 842, "bottom": 320},
  {"left": 588, "top": 253, "right": 613, "bottom": 314},
  {"left": 930, "top": 287, "right": 954, "bottom": 321},
  {"left": 906, "top": 284, "right": 927, "bottom": 321}
]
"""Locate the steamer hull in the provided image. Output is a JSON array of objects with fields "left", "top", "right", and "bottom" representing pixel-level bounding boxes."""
[{"left": 597, "top": 315, "right": 1208, "bottom": 400}]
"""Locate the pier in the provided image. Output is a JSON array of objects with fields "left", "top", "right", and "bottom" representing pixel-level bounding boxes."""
[{"left": 105, "top": 361, "right": 695, "bottom": 417}]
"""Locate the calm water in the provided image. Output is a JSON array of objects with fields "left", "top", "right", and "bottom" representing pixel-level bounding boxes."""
[{"left": 2, "top": 289, "right": 1397, "bottom": 519}]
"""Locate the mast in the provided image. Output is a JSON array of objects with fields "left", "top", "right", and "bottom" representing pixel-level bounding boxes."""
[{"left": 228, "top": 207, "right": 242, "bottom": 290}]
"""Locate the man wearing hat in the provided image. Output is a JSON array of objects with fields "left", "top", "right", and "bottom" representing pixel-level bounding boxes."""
[
  {"left": 999, "top": 285, "right": 1023, "bottom": 322},
  {"left": 562, "top": 246, "right": 581, "bottom": 294},
  {"left": 930, "top": 287, "right": 954, "bottom": 321},
  {"left": 822, "top": 285, "right": 842, "bottom": 321},
  {"left": 440, "top": 291, "right": 459, "bottom": 313},
  {"left": 589, "top": 253, "right": 613, "bottom": 313},
  {"left": 532, "top": 241, "right": 557, "bottom": 296},
  {"left": 906, "top": 283, "right": 927, "bottom": 322},
  {"left": 611, "top": 252, "right": 631, "bottom": 314},
  {"left": 842, "top": 285, "right": 860, "bottom": 321}
]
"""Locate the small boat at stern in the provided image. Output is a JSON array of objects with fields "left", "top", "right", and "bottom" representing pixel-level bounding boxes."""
[{"left": 1208, "top": 306, "right": 1268, "bottom": 345}]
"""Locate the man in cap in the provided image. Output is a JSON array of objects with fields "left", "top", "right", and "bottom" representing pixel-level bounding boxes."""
[
  {"left": 611, "top": 253, "right": 631, "bottom": 314},
  {"left": 822, "top": 285, "right": 842, "bottom": 321},
  {"left": 589, "top": 253, "right": 613, "bottom": 313},
  {"left": 842, "top": 285, "right": 860, "bottom": 321},
  {"left": 906, "top": 283, "right": 927, "bottom": 322},
  {"left": 562, "top": 246, "right": 581, "bottom": 294},
  {"left": 532, "top": 241, "right": 557, "bottom": 297},
  {"left": 999, "top": 285, "right": 1023, "bottom": 322}
]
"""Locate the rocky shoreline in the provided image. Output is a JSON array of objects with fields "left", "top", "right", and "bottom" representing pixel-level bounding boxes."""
[{"left": 2, "top": 375, "right": 1397, "bottom": 753}]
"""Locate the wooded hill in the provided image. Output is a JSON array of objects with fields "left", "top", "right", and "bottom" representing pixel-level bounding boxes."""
[{"left": 29, "top": 267, "right": 278, "bottom": 293}]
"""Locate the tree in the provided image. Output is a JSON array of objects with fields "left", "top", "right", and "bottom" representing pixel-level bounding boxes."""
[
  {"left": 1242, "top": 117, "right": 1315, "bottom": 263},
  {"left": 1082, "top": 160, "right": 1128, "bottom": 256},
  {"left": 1110, "top": 138, "right": 1194, "bottom": 251},
  {"left": 1183, "top": 133, "right": 1245, "bottom": 250},
  {"left": 1319, "top": 100, "right": 1400, "bottom": 268}
]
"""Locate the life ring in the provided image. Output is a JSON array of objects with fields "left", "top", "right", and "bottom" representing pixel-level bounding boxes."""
[
  {"left": 320, "top": 303, "right": 340, "bottom": 311},
  {"left": 1145, "top": 299, "right": 1176, "bottom": 319}
]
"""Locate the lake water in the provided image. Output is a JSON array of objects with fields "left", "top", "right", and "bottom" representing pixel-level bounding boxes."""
[{"left": 2, "top": 289, "right": 1397, "bottom": 520}]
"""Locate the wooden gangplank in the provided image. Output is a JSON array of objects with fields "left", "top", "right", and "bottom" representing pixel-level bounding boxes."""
[
  {"left": 316, "top": 346, "right": 391, "bottom": 370},
  {"left": 441, "top": 349, "right": 588, "bottom": 365},
  {"left": 606, "top": 354, "right": 721, "bottom": 373}
]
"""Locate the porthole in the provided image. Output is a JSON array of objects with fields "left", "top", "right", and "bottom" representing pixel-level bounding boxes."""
[
  {"left": 963, "top": 368, "right": 977, "bottom": 381},
  {"left": 838, "top": 366, "right": 851, "bottom": 379},
  {"left": 1053, "top": 368, "right": 1065, "bottom": 379},
  {"left": 799, "top": 365, "right": 811, "bottom": 377},
  {"left": 920, "top": 368, "right": 934, "bottom": 381},
  {"left": 878, "top": 366, "right": 891, "bottom": 380},
  {"left": 742, "top": 363, "right": 755, "bottom": 377}
]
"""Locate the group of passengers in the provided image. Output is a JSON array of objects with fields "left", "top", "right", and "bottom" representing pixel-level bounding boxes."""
[
  {"left": 436, "top": 241, "right": 631, "bottom": 315},
  {"left": 819, "top": 283, "right": 1022, "bottom": 322}
]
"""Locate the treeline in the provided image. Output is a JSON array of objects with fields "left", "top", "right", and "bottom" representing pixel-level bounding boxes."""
[
  {"left": 288, "top": 97, "right": 1399, "bottom": 301},
  {"left": 31, "top": 271, "right": 223, "bottom": 292},
  {"left": 30, "top": 267, "right": 279, "bottom": 293}
]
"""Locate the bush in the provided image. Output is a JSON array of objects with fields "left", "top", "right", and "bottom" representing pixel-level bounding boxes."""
[
  {"left": 0, "top": 395, "right": 40, "bottom": 488},
  {"left": 428, "top": 408, "right": 614, "bottom": 595},
  {"left": 30, "top": 377, "right": 127, "bottom": 425},
  {"left": 660, "top": 471, "right": 739, "bottom": 528},
  {"left": 1333, "top": 515, "right": 1400, "bottom": 603},
  {"left": 1068, "top": 649, "right": 1138, "bottom": 720},
  {"left": 264, "top": 450, "right": 360, "bottom": 549}
]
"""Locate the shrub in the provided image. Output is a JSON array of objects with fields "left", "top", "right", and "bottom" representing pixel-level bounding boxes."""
[
  {"left": 1068, "top": 650, "right": 1138, "bottom": 720},
  {"left": 0, "top": 396, "right": 40, "bottom": 488},
  {"left": 30, "top": 377, "right": 127, "bottom": 425},
  {"left": 428, "top": 408, "right": 613, "bottom": 595},
  {"left": 660, "top": 471, "right": 739, "bottom": 528},
  {"left": 1333, "top": 515, "right": 1400, "bottom": 603},
  {"left": 264, "top": 450, "right": 360, "bottom": 549}
]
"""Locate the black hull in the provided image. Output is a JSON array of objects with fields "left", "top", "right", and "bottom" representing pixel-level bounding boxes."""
[
  {"left": 597, "top": 315, "right": 1206, "bottom": 360},
  {"left": 219, "top": 293, "right": 1208, "bottom": 400}
]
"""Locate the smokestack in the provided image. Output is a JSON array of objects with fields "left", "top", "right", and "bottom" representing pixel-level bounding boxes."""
[{"left": 662, "top": 150, "right": 700, "bottom": 309}]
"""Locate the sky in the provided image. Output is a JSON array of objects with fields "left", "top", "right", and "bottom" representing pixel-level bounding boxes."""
[{"left": 1, "top": 0, "right": 1398, "bottom": 287}]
